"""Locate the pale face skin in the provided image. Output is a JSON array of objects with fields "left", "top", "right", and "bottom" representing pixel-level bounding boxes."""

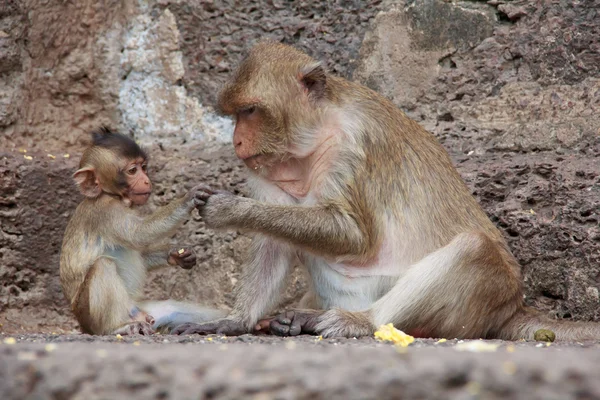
[{"left": 123, "top": 157, "right": 152, "bottom": 206}]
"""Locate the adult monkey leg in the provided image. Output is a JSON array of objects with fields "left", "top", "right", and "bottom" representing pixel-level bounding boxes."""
[
  {"left": 270, "top": 232, "right": 523, "bottom": 339},
  {"left": 172, "top": 235, "right": 296, "bottom": 335},
  {"left": 73, "top": 257, "right": 155, "bottom": 336}
]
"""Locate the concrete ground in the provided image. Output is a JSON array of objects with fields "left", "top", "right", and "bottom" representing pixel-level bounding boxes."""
[{"left": 2, "top": 333, "right": 600, "bottom": 399}]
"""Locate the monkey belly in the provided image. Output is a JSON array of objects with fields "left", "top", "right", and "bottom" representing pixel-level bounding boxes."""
[
  {"left": 304, "top": 256, "right": 391, "bottom": 311},
  {"left": 104, "top": 246, "right": 147, "bottom": 297}
]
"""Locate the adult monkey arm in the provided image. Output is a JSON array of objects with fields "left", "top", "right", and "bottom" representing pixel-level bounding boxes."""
[{"left": 198, "top": 189, "right": 373, "bottom": 259}]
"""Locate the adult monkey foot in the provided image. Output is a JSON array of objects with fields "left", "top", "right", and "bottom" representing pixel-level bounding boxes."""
[
  {"left": 171, "top": 318, "right": 247, "bottom": 336},
  {"left": 268, "top": 310, "right": 323, "bottom": 336}
]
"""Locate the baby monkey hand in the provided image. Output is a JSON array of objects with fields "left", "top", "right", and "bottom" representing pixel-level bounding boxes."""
[{"left": 168, "top": 247, "right": 196, "bottom": 270}]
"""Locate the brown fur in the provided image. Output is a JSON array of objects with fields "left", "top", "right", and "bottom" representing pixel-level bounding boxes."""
[
  {"left": 173, "top": 41, "right": 600, "bottom": 341},
  {"left": 60, "top": 129, "right": 220, "bottom": 335}
]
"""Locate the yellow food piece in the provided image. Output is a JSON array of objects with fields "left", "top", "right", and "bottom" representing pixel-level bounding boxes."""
[
  {"left": 502, "top": 361, "right": 517, "bottom": 375},
  {"left": 23, "top": 155, "right": 33, "bottom": 160},
  {"left": 47, "top": 154, "right": 56, "bottom": 159},
  {"left": 18, "top": 149, "right": 27, "bottom": 153},
  {"left": 45, "top": 344, "right": 57, "bottom": 352},
  {"left": 455, "top": 340, "right": 499, "bottom": 352},
  {"left": 374, "top": 323, "right": 415, "bottom": 347},
  {"left": 178, "top": 248, "right": 185, "bottom": 254},
  {"left": 3, "top": 337, "right": 16, "bottom": 345},
  {"left": 115, "top": 334, "right": 123, "bottom": 340},
  {"left": 436, "top": 338, "right": 447, "bottom": 344},
  {"left": 63, "top": 154, "right": 70, "bottom": 158}
]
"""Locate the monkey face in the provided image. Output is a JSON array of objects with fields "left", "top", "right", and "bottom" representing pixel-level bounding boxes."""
[{"left": 123, "top": 157, "right": 152, "bottom": 206}]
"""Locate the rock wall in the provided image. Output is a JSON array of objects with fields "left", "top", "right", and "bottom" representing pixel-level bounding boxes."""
[
  {"left": 354, "top": 0, "right": 600, "bottom": 320},
  {"left": 1, "top": 0, "right": 599, "bottom": 333}
]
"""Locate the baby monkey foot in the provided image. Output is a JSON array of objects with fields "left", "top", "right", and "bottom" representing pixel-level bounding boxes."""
[{"left": 113, "top": 321, "right": 155, "bottom": 336}]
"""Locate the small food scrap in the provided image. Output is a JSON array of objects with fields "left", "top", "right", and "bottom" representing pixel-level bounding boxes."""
[
  {"left": 466, "top": 381, "right": 481, "bottom": 395},
  {"left": 23, "top": 155, "right": 33, "bottom": 160},
  {"left": 316, "top": 335, "right": 323, "bottom": 341},
  {"left": 502, "top": 361, "right": 517, "bottom": 375},
  {"left": 63, "top": 154, "right": 70, "bottom": 158},
  {"left": 18, "top": 148, "right": 27, "bottom": 153},
  {"left": 115, "top": 334, "right": 123, "bottom": 340},
  {"left": 3, "top": 337, "right": 16, "bottom": 345},
  {"left": 178, "top": 248, "right": 185, "bottom": 254},
  {"left": 45, "top": 343, "right": 57, "bottom": 352},
  {"left": 455, "top": 340, "right": 499, "bottom": 352},
  {"left": 374, "top": 323, "right": 415, "bottom": 347},
  {"left": 436, "top": 338, "right": 447, "bottom": 344},
  {"left": 529, "top": 209, "right": 536, "bottom": 215},
  {"left": 47, "top": 154, "right": 56, "bottom": 159},
  {"left": 206, "top": 337, "right": 213, "bottom": 341},
  {"left": 533, "top": 329, "right": 555, "bottom": 342},
  {"left": 284, "top": 340, "right": 297, "bottom": 350},
  {"left": 17, "top": 351, "right": 37, "bottom": 361}
]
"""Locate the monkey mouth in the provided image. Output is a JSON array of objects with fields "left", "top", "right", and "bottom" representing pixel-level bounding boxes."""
[
  {"left": 242, "top": 154, "right": 266, "bottom": 170},
  {"left": 131, "top": 191, "right": 151, "bottom": 197}
]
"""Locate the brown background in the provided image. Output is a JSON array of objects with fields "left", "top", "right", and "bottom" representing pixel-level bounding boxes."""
[{"left": 0, "top": 0, "right": 599, "bottom": 334}]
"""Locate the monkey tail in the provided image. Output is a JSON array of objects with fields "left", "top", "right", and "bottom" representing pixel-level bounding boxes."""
[
  {"left": 140, "top": 300, "right": 227, "bottom": 333},
  {"left": 497, "top": 306, "right": 600, "bottom": 341}
]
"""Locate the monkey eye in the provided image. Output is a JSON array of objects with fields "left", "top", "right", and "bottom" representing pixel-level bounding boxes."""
[
  {"left": 141, "top": 164, "right": 148, "bottom": 172},
  {"left": 239, "top": 106, "right": 256, "bottom": 116},
  {"left": 127, "top": 166, "right": 138, "bottom": 175}
]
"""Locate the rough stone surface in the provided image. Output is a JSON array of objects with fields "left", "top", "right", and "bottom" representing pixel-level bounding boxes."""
[
  {"left": 164, "top": 0, "right": 384, "bottom": 105},
  {"left": 2, "top": 334, "right": 600, "bottom": 399},
  {"left": 356, "top": 0, "right": 600, "bottom": 154},
  {"left": 0, "top": 0, "right": 599, "bottom": 344}
]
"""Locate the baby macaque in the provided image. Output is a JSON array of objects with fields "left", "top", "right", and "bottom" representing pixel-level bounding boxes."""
[{"left": 60, "top": 127, "right": 224, "bottom": 335}]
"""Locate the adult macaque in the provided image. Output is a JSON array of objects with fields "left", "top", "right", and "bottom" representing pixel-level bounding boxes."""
[
  {"left": 60, "top": 127, "right": 224, "bottom": 335},
  {"left": 175, "top": 42, "right": 599, "bottom": 340}
]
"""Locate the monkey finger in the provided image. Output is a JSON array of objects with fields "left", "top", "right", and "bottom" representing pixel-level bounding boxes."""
[
  {"left": 255, "top": 318, "right": 274, "bottom": 332},
  {"left": 145, "top": 314, "right": 155, "bottom": 325},
  {"left": 276, "top": 310, "right": 295, "bottom": 325},
  {"left": 172, "top": 322, "right": 215, "bottom": 335},
  {"left": 192, "top": 199, "right": 206, "bottom": 208},
  {"left": 140, "top": 323, "right": 155, "bottom": 335},
  {"left": 270, "top": 320, "right": 291, "bottom": 336},
  {"left": 190, "top": 184, "right": 215, "bottom": 193},
  {"left": 170, "top": 248, "right": 190, "bottom": 258},
  {"left": 170, "top": 324, "right": 192, "bottom": 335},
  {"left": 289, "top": 319, "right": 302, "bottom": 336}
]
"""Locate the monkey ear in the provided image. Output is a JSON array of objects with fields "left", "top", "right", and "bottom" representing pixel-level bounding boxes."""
[
  {"left": 299, "top": 63, "right": 326, "bottom": 100},
  {"left": 73, "top": 167, "right": 102, "bottom": 198}
]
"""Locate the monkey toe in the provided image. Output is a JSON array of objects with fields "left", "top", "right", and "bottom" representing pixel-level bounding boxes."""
[
  {"left": 171, "top": 323, "right": 204, "bottom": 335},
  {"left": 270, "top": 320, "right": 290, "bottom": 336},
  {"left": 269, "top": 311, "right": 304, "bottom": 336}
]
